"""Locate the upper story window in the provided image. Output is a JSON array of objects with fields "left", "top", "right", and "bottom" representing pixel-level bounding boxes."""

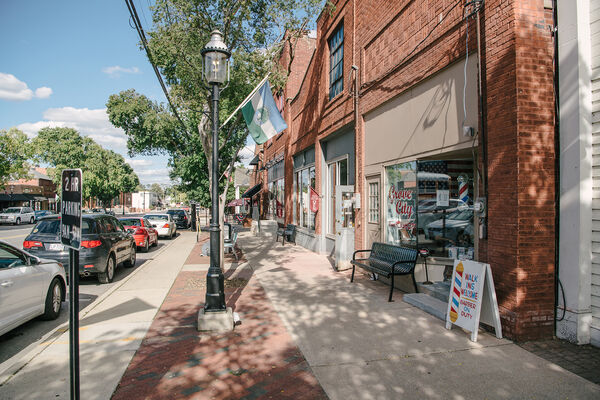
[{"left": 328, "top": 23, "right": 344, "bottom": 100}]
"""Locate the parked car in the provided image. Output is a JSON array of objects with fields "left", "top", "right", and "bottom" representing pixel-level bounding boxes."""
[
  {"left": 118, "top": 217, "right": 158, "bottom": 252},
  {"left": 23, "top": 214, "right": 136, "bottom": 284},
  {"left": 0, "top": 240, "right": 66, "bottom": 336},
  {"left": 166, "top": 209, "right": 190, "bottom": 229},
  {"left": 424, "top": 209, "right": 474, "bottom": 245},
  {"left": 417, "top": 198, "right": 469, "bottom": 231},
  {"left": 0, "top": 206, "right": 36, "bottom": 225},
  {"left": 144, "top": 213, "right": 177, "bottom": 239},
  {"left": 34, "top": 210, "right": 53, "bottom": 219}
]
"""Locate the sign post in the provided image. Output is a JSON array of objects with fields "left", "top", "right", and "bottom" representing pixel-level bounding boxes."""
[
  {"left": 445, "top": 259, "right": 502, "bottom": 342},
  {"left": 61, "top": 169, "right": 82, "bottom": 400}
]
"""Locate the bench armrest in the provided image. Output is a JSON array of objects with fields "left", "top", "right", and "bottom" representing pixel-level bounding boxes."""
[{"left": 352, "top": 249, "right": 372, "bottom": 261}]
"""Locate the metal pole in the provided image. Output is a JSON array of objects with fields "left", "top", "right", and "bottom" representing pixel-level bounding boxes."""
[
  {"left": 69, "top": 248, "right": 80, "bottom": 400},
  {"left": 205, "top": 83, "right": 226, "bottom": 312}
]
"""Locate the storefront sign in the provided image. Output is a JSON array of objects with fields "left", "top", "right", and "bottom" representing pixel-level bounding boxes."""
[
  {"left": 445, "top": 260, "right": 502, "bottom": 342},
  {"left": 310, "top": 186, "right": 319, "bottom": 213},
  {"left": 388, "top": 186, "right": 414, "bottom": 218}
]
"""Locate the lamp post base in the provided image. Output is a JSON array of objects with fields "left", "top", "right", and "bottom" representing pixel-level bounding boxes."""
[{"left": 197, "top": 307, "right": 234, "bottom": 332}]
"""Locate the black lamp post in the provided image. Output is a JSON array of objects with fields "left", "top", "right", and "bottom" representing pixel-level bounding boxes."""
[{"left": 201, "top": 30, "right": 231, "bottom": 312}]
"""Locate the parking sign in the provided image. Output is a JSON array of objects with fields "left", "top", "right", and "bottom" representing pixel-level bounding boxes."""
[{"left": 61, "top": 169, "right": 83, "bottom": 250}]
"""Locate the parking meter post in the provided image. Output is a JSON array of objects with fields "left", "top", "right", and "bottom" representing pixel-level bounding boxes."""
[{"left": 69, "top": 248, "right": 80, "bottom": 400}]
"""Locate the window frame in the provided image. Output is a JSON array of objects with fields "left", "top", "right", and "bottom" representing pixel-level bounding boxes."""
[
  {"left": 368, "top": 181, "right": 380, "bottom": 223},
  {"left": 328, "top": 22, "right": 344, "bottom": 100}
]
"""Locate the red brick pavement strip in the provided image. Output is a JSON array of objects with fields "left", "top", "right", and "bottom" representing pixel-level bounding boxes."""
[{"left": 112, "top": 239, "right": 328, "bottom": 400}]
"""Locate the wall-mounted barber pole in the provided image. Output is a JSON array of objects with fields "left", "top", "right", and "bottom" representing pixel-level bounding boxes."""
[{"left": 458, "top": 175, "right": 468, "bottom": 204}]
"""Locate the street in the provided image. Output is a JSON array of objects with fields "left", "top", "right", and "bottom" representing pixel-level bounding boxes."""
[{"left": 0, "top": 217, "right": 186, "bottom": 369}]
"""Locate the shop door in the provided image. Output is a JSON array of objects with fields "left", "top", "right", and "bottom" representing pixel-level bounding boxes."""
[
  {"left": 366, "top": 176, "right": 381, "bottom": 248},
  {"left": 334, "top": 185, "right": 354, "bottom": 270}
]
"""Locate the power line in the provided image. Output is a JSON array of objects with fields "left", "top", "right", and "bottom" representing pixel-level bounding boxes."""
[{"left": 124, "top": 0, "right": 191, "bottom": 140}]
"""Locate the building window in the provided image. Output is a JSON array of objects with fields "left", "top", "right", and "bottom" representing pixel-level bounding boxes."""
[
  {"left": 368, "top": 182, "right": 379, "bottom": 223},
  {"left": 327, "top": 158, "right": 348, "bottom": 234},
  {"left": 328, "top": 23, "right": 344, "bottom": 100},
  {"left": 295, "top": 166, "right": 316, "bottom": 230},
  {"left": 268, "top": 178, "right": 285, "bottom": 223}
]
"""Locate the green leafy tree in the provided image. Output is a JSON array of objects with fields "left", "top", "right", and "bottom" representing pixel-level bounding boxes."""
[
  {"left": 0, "top": 128, "right": 32, "bottom": 188},
  {"left": 107, "top": 0, "right": 322, "bottom": 265},
  {"left": 32, "top": 127, "right": 139, "bottom": 204}
]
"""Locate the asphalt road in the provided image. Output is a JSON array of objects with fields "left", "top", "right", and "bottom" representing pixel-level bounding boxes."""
[{"left": 0, "top": 218, "right": 188, "bottom": 366}]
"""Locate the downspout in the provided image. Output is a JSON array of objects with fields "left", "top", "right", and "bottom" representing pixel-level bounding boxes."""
[
  {"left": 552, "top": 0, "right": 561, "bottom": 331},
  {"left": 476, "top": 2, "right": 488, "bottom": 239}
]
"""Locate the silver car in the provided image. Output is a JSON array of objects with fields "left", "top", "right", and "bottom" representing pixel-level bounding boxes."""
[
  {"left": 0, "top": 206, "right": 36, "bottom": 225},
  {"left": 0, "top": 240, "right": 66, "bottom": 336},
  {"left": 144, "top": 213, "right": 177, "bottom": 239}
]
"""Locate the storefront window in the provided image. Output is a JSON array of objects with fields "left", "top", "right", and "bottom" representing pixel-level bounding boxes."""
[
  {"left": 267, "top": 179, "right": 285, "bottom": 223},
  {"left": 384, "top": 162, "right": 417, "bottom": 246},
  {"left": 417, "top": 160, "right": 474, "bottom": 260},
  {"left": 295, "top": 166, "right": 315, "bottom": 230}
]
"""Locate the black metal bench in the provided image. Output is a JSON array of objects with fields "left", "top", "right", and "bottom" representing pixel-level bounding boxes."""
[
  {"left": 276, "top": 223, "right": 296, "bottom": 245},
  {"left": 350, "top": 242, "right": 418, "bottom": 302}
]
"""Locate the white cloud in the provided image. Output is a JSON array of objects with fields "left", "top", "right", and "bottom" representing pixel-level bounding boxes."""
[
  {"left": 17, "top": 106, "right": 128, "bottom": 151},
  {"left": 125, "top": 159, "right": 153, "bottom": 167},
  {"left": 102, "top": 65, "right": 140, "bottom": 78},
  {"left": 0, "top": 73, "right": 53, "bottom": 101},
  {"left": 34, "top": 87, "right": 53, "bottom": 98}
]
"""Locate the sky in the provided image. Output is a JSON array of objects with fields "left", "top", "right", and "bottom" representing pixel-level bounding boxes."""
[{"left": 0, "top": 0, "right": 256, "bottom": 187}]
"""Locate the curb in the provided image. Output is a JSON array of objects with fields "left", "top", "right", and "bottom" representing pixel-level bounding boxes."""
[{"left": 0, "top": 232, "right": 187, "bottom": 385}]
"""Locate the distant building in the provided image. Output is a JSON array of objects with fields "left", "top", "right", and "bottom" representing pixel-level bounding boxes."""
[
  {"left": 131, "top": 191, "right": 159, "bottom": 212},
  {"left": 1, "top": 167, "right": 57, "bottom": 211}
]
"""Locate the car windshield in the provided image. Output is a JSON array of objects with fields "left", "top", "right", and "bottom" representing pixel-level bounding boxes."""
[
  {"left": 3, "top": 208, "right": 20, "bottom": 214},
  {"left": 32, "top": 219, "right": 96, "bottom": 234},
  {"left": 167, "top": 210, "right": 185, "bottom": 216},
  {"left": 120, "top": 218, "right": 141, "bottom": 226},
  {"left": 146, "top": 215, "right": 168, "bottom": 221}
]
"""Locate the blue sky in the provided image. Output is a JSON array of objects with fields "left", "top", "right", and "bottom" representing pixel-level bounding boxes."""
[{"left": 0, "top": 0, "right": 255, "bottom": 186}]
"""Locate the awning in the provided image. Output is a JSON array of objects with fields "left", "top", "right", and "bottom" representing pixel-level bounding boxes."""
[
  {"left": 242, "top": 183, "right": 262, "bottom": 198},
  {"left": 249, "top": 154, "right": 260, "bottom": 166},
  {"left": 227, "top": 198, "right": 247, "bottom": 207}
]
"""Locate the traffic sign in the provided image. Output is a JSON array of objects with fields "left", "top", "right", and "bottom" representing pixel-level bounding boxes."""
[{"left": 61, "top": 169, "right": 83, "bottom": 250}]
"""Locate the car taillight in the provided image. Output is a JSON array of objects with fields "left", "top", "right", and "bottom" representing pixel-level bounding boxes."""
[
  {"left": 162, "top": 223, "right": 170, "bottom": 228},
  {"left": 134, "top": 228, "right": 145, "bottom": 235},
  {"left": 23, "top": 240, "right": 43, "bottom": 249},
  {"left": 81, "top": 240, "right": 102, "bottom": 248}
]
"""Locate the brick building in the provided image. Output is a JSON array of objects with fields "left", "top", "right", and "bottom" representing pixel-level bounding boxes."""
[
  {"left": 1, "top": 167, "right": 57, "bottom": 211},
  {"left": 246, "top": 0, "right": 591, "bottom": 343}
]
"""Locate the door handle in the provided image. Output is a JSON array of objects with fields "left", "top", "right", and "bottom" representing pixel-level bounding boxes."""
[{"left": 1, "top": 281, "right": 14, "bottom": 287}]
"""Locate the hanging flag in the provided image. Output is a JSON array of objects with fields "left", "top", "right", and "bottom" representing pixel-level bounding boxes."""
[
  {"left": 310, "top": 186, "right": 319, "bottom": 213},
  {"left": 242, "top": 80, "right": 287, "bottom": 145}
]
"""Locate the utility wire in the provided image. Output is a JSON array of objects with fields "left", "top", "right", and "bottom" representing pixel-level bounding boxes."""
[{"left": 124, "top": 0, "right": 191, "bottom": 140}]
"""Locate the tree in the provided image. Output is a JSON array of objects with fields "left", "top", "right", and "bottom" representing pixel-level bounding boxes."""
[
  {"left": 32, "top": 127, "right": 139, "bottom": 204},
  {"left": 0, "top": 128, "right": 32, "bottom": 188},
  {"left": 149, "top": 183, "right": 165, "bottom": 198},
  {"left": 107, "top": 0, "right": 323, "bottom": 265}
]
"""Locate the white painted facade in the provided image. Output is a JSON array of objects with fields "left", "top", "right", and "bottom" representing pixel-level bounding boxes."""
[
  {"left": 131, "top": 191, "right": 158, "bottom": 211},
  {"left": 557, "top": 0, "right": 597, "bottom": 346}
]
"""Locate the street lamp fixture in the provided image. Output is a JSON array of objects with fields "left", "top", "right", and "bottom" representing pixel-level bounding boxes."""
[{"left": 200, "top": 30, "right": 231, "bottom": 317}]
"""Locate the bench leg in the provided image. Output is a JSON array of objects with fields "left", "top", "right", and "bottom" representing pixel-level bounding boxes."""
[
  {"left": 389, "top": 274, "right": 395, "bottom": 302},
  {"left": 351, "top": 265, "right": 355, "bottom": 282},
  {"left": 412, "top": 272, "right": 418, "bottom": 293}
]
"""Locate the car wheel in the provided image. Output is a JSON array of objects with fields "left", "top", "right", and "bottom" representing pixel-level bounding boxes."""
[
  {"left": 30, "top": 217, "right": 34, "bottom": 224},
  {"left": 98, "top": 255, "right": 116, "bottom": 283},
  {"left": 15, "top": 217, "right": 21, "bottom": 225},
  {"left": 124, "top": 246, "right": 136, "bottom": 268},
  {"left": 41, "top": 278, "right": 63, "bottom": 320},
  {"left": 142, "top": 238, "right": 149, "bottom": 253},
  {"left": 152, "top": 235, "right": 158, "bottom": 247}
]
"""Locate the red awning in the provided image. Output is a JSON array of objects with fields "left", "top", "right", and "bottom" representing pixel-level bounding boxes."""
[{"left": 227, "top": 198, "right": 247, "bottom": 207}]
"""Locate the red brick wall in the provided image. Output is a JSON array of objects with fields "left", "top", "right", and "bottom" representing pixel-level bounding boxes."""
[{"left": 483, "top": 0, "right": 555, "bottom": 340}]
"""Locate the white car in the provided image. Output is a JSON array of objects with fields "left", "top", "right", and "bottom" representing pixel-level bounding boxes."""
[
  {"left": 144, "top": 213, "right": 177, "bottom": 239},
  {"left": 0, "top": 240, "right": 66, "bottom": 336},
  {"left": 0, "top": 206, "right": 36, "bottom": 225}
]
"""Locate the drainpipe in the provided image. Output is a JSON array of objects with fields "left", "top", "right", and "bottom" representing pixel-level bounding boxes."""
[
  {"left": 352, "top": 65, "right": 359, "bottom": 232},
  {"left": 476, "top": 2, "right": 488, "bottom": 240}
]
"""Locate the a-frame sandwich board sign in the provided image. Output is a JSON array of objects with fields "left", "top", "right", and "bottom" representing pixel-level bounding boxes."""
[{"left": 445, "top": 260, "right": 502, "bottom": 342}]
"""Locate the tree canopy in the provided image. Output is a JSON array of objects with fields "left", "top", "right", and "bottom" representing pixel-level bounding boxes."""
[
  {"left": 0, "top": 128, "right": 32, "bottom": 189},
  {"left": 32, "top": 127, "right": 139, "bottom": 204},
  {"left": 107, "top": 0, "right": 323, "bottom": 208}
]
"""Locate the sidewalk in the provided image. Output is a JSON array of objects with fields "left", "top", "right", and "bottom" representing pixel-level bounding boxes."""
[{"left": 112, "top": 229, "right": 599, "bottom": 400}]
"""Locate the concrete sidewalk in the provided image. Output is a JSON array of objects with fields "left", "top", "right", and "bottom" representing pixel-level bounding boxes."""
[{"left": 0, "top": 231, "right": 198, "bottom": 400}]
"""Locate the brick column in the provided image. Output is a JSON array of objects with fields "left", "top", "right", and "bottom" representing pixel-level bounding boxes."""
[{"left": 484, "top": 0, "right": 556, "bottom": 340}]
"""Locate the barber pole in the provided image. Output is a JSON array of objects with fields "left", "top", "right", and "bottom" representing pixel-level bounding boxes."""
[
  {"left": 449, "top": 262, "right": 464, "bottom": 323},
  {"left": 457, "top": 175, "right": 468, "bottom": 204}
]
